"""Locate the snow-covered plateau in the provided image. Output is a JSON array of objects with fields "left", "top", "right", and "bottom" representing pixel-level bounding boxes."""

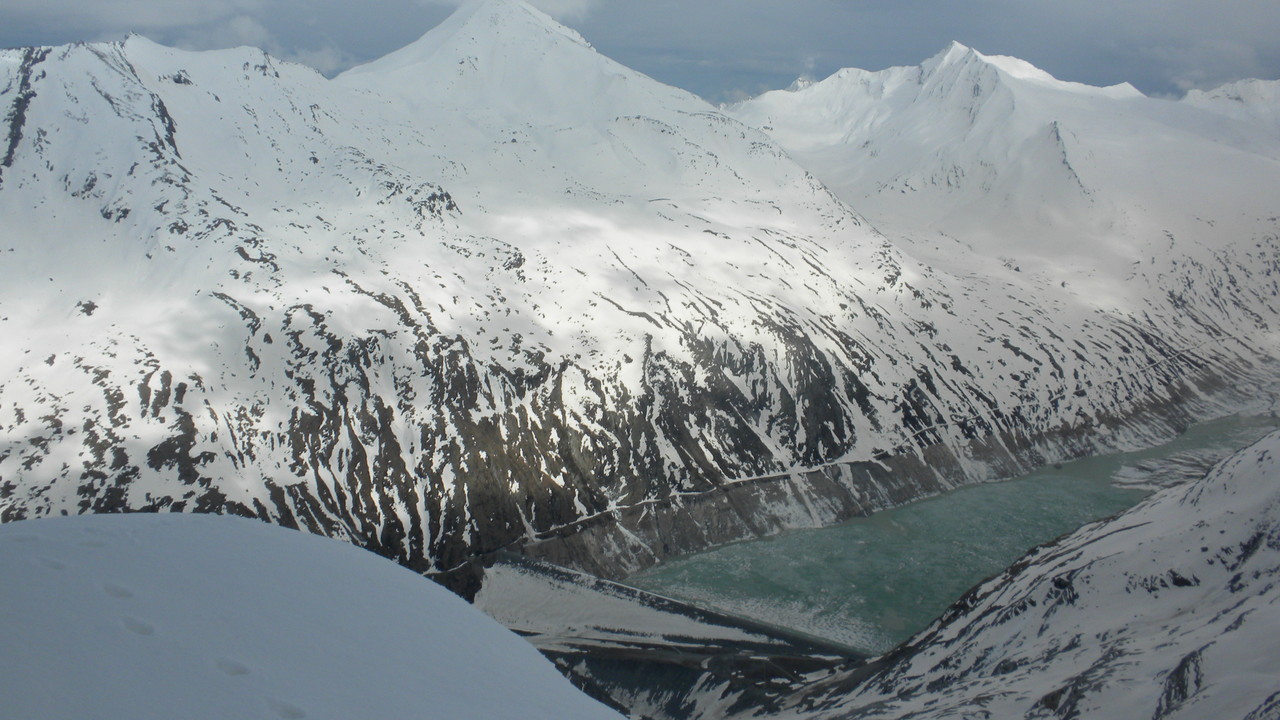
[
  {"left": 2, "top": 0, "right": 1280, "bottom": 716},
  {"left": 0, "top": 512, "right": 623, "bottom": 719}
]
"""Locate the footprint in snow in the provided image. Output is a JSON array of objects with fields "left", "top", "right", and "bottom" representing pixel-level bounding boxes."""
[
  {"left": 103, "top": 583, "right": 134, "bottom": 599},
  {"left": 267, "top": 699, "right": 307, "bottom": 719},
  {"left": 121, "top": 616, "right": 155, "bottom": 636},
  {"left": 215, "top": 658, "right": 251, "bottom": 676}
]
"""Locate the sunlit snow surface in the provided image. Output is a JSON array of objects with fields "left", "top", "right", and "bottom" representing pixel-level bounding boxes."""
[
  {"left": 730, "top": 42, "right": 1280, "bottom": 307},
  {"left": 0, "top": 514, "right": 621, "bottom": 720}
]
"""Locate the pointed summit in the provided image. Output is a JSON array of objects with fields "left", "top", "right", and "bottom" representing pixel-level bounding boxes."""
[
  {"left": 919, "top": 41, "right": 1037, "bottom": 83},
  {"left": 918, "top": 41, "right": 1141, "bottom": 97},
  {"left": 918, "top": 41, "right": 1021, "bottom": 93},
  {"left": 921, "top": 41, "right": 979, "bottom": 74},
  {"left": 341, "top": 0, "right": 589, "bottom": 79},
  {"left": 337, "top": 0, "right": 703, "bottom": 124}
]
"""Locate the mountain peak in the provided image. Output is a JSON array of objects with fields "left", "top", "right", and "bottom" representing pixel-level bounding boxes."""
[
  {"left": 340, "top": 0, "right": 588, "bottom": 80},
  {"left": 445, "top": 0, "right": 590, "bottom": 46},
  {"left": 922, "top": 41, "right": 980, "bottom": 73},
  {"left": 939, "top": 40, "right": 975, "bottom": 58},
  {"left": 1186, "top": 77, "right": 1280, "bottom": 107},
  {"left": 916, "top": 42, "right": 1139, "bottom": 97},
  {"left": 335, "top": 0, "right": 707, "bottom": 126},
  {"left": 921, "top": 41, "right": 1034, "bottom": 82},
  {"left": 786, "top": 75, "right": 817, "bottom": 92}
]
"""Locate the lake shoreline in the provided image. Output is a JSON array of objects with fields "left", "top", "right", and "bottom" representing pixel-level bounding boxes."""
[
  {"left": 462, "top": 353, "right": 1280, "bottom": 595},
  {"left": 624, "top": 410, "right": 1280, "bottom": 654}
]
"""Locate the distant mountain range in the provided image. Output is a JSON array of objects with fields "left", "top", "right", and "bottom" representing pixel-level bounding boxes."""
[{"left": 730, "top": 42, "right": 1280, "bottom": 303}]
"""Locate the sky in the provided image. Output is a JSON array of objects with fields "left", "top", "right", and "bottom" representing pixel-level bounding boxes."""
[{"left": 2, "top": 0, "right": 1278, "bottom": 103}]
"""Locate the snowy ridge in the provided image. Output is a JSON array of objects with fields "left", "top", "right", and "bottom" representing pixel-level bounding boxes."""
[
  {"left": 1184, "top": 78, "right": 1280, "bottom": 132},
  {"left": 1, "top": 2, "right": 1278, "bottom": 595},
  {"left": 0, "top": 513, "right": 620, "bottom": 719},
  {"left": 770, "top": 429, "right": 1280, "bottom": 719},
  {"left": 729, "top": 43, "right": 1280, "bottom": 306}
]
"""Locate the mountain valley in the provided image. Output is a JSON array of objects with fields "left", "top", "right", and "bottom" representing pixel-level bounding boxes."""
[{"left": 2, "top": 1, "right": 1279, "bottom": 717}]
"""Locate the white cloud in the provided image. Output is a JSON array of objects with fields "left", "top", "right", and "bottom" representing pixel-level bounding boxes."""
[
  {"left": 5, "top": 0, "right": 264, "bottom": 32},
  {"left": 283, "top": 44, "right": 355, "bottom": 76},
  {"left": 175, "top": 14, "right": 272, "bottom": 51},
  {"left": 167, "top": 13, "right": 354, "bottom": 76},
  {"left": 1163, "top": 41, "right": 1267, "bottom": 93}
]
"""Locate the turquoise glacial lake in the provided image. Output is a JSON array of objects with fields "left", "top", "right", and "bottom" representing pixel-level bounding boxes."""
[{"left": 624, "top": 413, "right": 1280, "bottom": 655}]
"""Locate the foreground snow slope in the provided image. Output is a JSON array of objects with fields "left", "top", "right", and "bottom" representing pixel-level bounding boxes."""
[
  {"left": 1, "top": 0, "right": 1276, "bottom": 593},
  {"left": 765, "top": 430, "right": 1280, "bottom": 719},
  {"left": 0, "top": 513, "right": 621, "bottom": 720}
]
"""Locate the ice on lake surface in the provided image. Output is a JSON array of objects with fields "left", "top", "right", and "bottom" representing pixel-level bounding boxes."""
[{"left": 624, "top": 413, "right": 1280, "bottom": 655}]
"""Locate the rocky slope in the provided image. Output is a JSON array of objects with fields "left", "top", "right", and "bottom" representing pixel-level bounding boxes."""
[
  {"left": 763, "top": 428, "right": 1280, "bottom": 719},
  {"left": 1, "top": 1, "right": 1277, "bottom": 598}
]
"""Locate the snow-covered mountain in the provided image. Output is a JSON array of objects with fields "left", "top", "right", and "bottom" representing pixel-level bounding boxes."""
[
  {"left": 729, "top": 43, "right": 1280, "bottom": 310},
  {"left": 0, "top": 0, "right": 1276, "bottom": 603},
  {"left": 1184, "top": 78, "right": 1280, "bottom": 133},
  {"left": 0, "top": 512, "right": 621, "bottom": 719}
]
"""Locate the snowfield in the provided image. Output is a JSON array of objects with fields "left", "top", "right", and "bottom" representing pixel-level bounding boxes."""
[{"left": 0, "top": 513, "right": 621, "bottom": 720}]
